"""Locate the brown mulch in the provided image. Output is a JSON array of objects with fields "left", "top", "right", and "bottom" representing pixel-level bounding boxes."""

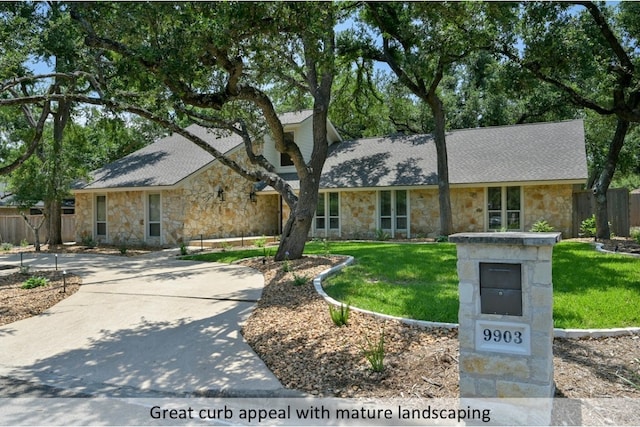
[
  {"left": 599, "top": 236, "right": 640, "bottom": 255},
  {"left": 0, "top": 243, "right": 157, "bottom": 257},
  {"left": 240, "top": 252, "right": 640, "bottom": 399},
  {"left": 0, "top": 270, "right": 81, "bottom": 327}
]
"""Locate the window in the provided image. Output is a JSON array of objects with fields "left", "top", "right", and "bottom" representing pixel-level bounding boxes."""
[
  {"left": 315, "top": 192, "right": 340, "bottom": 234},
  {"left": 379, "top": 190, "right": 408, "bottom": 236},
  {"left": 148, "top": 194, "right": 161, "bottom": 237},
  {"left": 280, "top": 132, "right": 295, "bottom": 167},
  {"left": 487, "top": 186, "right": 521, "bottom": 230},
  {"left": 96, "top": 195, "right": 106, "bottom": 237}
]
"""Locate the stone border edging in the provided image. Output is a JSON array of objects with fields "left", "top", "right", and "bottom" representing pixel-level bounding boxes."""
[{"left": 312, "top": 253, "right": 640, "bottom": 339}]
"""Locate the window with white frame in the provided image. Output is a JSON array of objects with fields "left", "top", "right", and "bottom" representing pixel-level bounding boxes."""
[
  {"left": 315, "top": 192, "right": 339, "bottom": 233},
  {"left": 148, "top": 194, "right": 161, "bottom": 237},
  {"left": 95, "top": 195, "right": 107, "bottom": 237},
  {"left": 379, "top": 190, "right": 408, "bottom": 235},
  {"left": 487, "top": 186, "right": 521, "bottom": 230}
]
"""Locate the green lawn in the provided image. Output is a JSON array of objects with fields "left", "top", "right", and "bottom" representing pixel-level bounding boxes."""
[{"left": 184, "top": 241, "right": 640, "bottom": 329}]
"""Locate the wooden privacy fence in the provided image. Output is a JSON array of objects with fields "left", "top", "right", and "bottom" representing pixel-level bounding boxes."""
[
  {"left": 631, "top": 190, "right": 640, "bottom": 228},
  {"left": 0, "top": 215, "right": 75, "bottom": 245},
  {"left": 573, "top": 188, "right": 630, "bottom": 237}
]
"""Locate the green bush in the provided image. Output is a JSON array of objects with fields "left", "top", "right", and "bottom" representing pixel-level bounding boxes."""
[
  {"left": 1, "top": 242, "right": 12, "bottom": 251},
  {"left": 375, "top": 229, "right": 390, "bottom": 241},
  {"left": 292, "top": 273, "right": 309, "bottom": 286},
  {"left": 180, "top": 243, "right": 188, "bottom": 256},
  {"left": 632, "top": 229, "right": 640, "bottom": 245},
  {"left": 435, "top": 235, "right": 449, "bottom": 242},
  {"left": 21, "top": 276, "right": 49, "bottom": 289},
  {"left": 255, "top": 236, "right": 267, "bottom": 248},
  {"left": 530, "top": 219, "right": 555, "bottom": 232},
  {"left": 329, "top": 303, "right": 350, "bottom": 327},
  {"left": 580, "top": 214, "right": 597, "bottom": 237}
]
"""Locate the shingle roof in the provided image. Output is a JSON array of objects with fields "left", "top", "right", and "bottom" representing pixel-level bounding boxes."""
[
  {"left": 78, "top": 111, "right": 315, "bottom": 190},
  {"left": 318, "top": 119, "right": 587, "bottom": 189},
  {"left": 79, "top": 125, "right": 242, "bottom": 189},
  {"left": 79, "top": 117, "right": 587, "bottom": 191}
]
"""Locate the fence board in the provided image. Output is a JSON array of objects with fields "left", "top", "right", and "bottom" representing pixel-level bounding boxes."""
[
  {"left": 0, "top": 215, "right": 75, "bottom": 245},
  {"left": 631, "top": 191, "right": 640, "bottom": 228},
  {"left": 573, "top": 189, "right": 629, "bottom": 237}
]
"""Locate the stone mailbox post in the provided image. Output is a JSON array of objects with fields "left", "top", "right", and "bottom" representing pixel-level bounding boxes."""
[{"left": 449, "top": 232, "right": 561, "bottom": 399}]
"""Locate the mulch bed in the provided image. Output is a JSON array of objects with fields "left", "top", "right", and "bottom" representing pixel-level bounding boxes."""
[{"left": 0, "top": 270, "right": 81, "bottom": 327}]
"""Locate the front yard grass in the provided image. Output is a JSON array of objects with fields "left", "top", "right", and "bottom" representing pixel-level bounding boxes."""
[{"left": 184, "top": 241, "right": 640, "bottom": 329}]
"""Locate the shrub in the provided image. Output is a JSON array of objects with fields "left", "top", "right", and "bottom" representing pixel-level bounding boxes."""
[
  {"left": 530, "top": 219, "right": 555, "bottom": 232},
  {"left": 20, "top": 239, "right": 29, "bottom": 248},
  {"left": 255, "top": 236, "right": 267, "bottom": 248},
  {"left": 180, "top": 243, "right": 188, "bottom": 256},
  {"left": 375, "top": 229, "right": 390, "bottom": 241},
  {"left": 220, "top": 241, "right": 233, "bottom": 251},
  {"left": 580, "top": 214, "right": 597, "bottom": 237},
  {"left": 631, "top": 229, "right": 640, "bottom": 244},
  {"left": 329, "top": 303, "right": 350, "bottom": 327},
  {"left": 80, "top": 231, "right": 96, "bottom": 248},
  {"left": 21, "top": 276, "right": 49, "bottom": 289},
  {"left": 292, "top": 273, "right": 309, "bottom": 286},
  {"left": 435, "top": 235, "right": 449, "bottom": 242},
  {"left": 1, "top": 242, "right": 12, "bottom": 251},
  {"left": 361, "top": 330, "right": 385, "bottom": 372}
]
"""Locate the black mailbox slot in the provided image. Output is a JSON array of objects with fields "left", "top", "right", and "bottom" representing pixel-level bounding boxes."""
[{"left": 480, "top": 262, "right": 522, "bottom": 316}]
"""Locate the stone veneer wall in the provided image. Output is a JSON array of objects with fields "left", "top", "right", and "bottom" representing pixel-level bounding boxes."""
[
  {"left": 523, "top": 184, "right": 574, "bottom": 237},
  {"left": 340, "top": 191, "right": 377, "bottom": 239},
  {"left": 181, "top": 151, "right": 279, "bottom": 241},
  {"left": 74, "top": 192, "right": 93, "bottom": 243}
]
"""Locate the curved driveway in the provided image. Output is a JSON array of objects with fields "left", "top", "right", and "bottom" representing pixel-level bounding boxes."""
[{"left": 0, "top": 250, "right": 284, "bottom": 397}]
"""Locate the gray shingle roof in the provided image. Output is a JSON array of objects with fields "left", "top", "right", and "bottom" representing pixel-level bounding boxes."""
[
  {"left": 80, "top": 125, "right": 242, "bottom": 189},
  {"left": 79, "top": 118, "right": 587, "bottom": 191},
  {"left": 318, "top": 119, "right": 587, "bottom": 189},
  {"left": 79, "top": 111, "right": 315, "bottom": 190}
]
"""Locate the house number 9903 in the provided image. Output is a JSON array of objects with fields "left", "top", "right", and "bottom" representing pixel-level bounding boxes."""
[{"left": 483, "top": 328, "right": 523, "bottom": 344}]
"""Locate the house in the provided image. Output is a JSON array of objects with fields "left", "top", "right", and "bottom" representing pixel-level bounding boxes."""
[{"left": 72, "top": 111, "right": 588, "bottom": 245}]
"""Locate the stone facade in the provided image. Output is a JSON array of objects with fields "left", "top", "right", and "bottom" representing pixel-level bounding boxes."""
[
  {"left": 450, "top": 232, "right": 560, "bottom": 400},
  {"left": 75, "top": 165, "right": 579, "bottom": 245},
  {"left": 523, "top": 184, "right": 574, "bottom": 236}
]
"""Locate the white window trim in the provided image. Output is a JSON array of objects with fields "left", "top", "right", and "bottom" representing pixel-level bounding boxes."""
[
  {"left": 146, "top": 192, "right": 162, "bottom": 243},
  {"left": 377, "top": 189, "right": 410, "bottom": 238},
  {"left": 95, "top": 194, "right": 107, "bottom": 240},
  {"left": 485, "top": 186, "right": 523, "bottom": 231},
  {"left": 313, "top": 192, "right": 341, "bottom": 237}
]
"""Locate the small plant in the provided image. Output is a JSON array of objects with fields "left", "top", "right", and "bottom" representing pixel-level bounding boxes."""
[
  {"left": 632, "top": 229, "right": 640, "bottom": 245},
  {"left": 282, "top": 251, "right": 291, "bottom": 272},
  {"left": 19, "top": 265, "right": 31, "bottom": 275},
  {"left": 180, "top": 242, "right": 189, "bottom": 256},
  {"left": 1, "top": 242, "right": 12, "bottom": 251},
  {"left": 255, "top": 235, "right": 267, "bottom": 248},
  {"left": 375, "top": 229, "right": 390, "bottom": 241},
  {"left": 361, "top": 329, "right": 385, "bottom": 372},
  {"left": 20, "top": 239, "right": 29, "bottom": 248},
  {"left": 435, "top": 235, "right": 449, "bottom": 242},
  {"left": 220, "top": 241, "right": 233, "bottom": 251},
  {"left": 21, "top": 276, "right": 49, "bottom": 289},
  {"left": 320, "top": 238, "right": 331, "bottom": 256},
  {"left": 329, "top": 303, "right": 350, "bottom": 327},
  {"left": 119, "top": 244, "right": 128, "bottom": 255},
  {"left": 80, "top": 231, "right": 97, "bottom": 248},
  {"left": 580, "top": 214, "right": 597, "bottom": 238},
  {"left": 292, "top": 273, "right": 309, "bottom": 286},
  {"left": 530, "top": 219, "right": 555, "bottom": 232}
]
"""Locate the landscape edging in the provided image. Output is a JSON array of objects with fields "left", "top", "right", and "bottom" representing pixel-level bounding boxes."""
[{"left": 312, "top": 253, "right": 640, "bottom": 339}]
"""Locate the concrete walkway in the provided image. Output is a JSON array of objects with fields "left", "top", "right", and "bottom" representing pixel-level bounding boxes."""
[{"left": 0, "top": 250, "right": 286, "bottom": 397}]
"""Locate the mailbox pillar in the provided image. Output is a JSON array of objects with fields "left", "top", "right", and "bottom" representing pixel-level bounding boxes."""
[{"left": 449, "top": 232, "right": 561, "bottom": 398}]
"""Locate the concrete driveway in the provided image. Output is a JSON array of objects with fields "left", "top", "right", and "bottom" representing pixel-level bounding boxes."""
[{"left": 0, "top": 250, "right": 285, "bottom": 397}]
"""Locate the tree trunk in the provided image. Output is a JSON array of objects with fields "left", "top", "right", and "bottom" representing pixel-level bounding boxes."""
[
  {"left": 427, "top": 92, "right": 454, "bottom": 236},
  {"left": 593, "top": 118, "right": 629, "bottom": 239},
  {"left": 47, "top": 200, "right": 62, "bottom": 246}
]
